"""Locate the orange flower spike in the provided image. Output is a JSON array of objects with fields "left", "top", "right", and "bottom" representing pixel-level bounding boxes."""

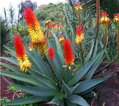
[
  {"left": 48, "top": 24, "right": 56, "bottom": 28},
  {"left": 114, "top": 13, "right": 119, "bottom": 25},
  {"left": 75, "top": 25, "right": 85, "bottom": 45},
  {"left": 63, "top": 39, "right": 74, "bottom": 66},
  {"left": 75, "top": 3, "right": 83, "bottom": 11},
  {"left": 24, "top": 8, "right": 47, "bottom": 54},
  {"left": 76, "top": 25, "right": 83, "bottom": 36},
  {"left": 100, "top": 11, "right": 110, "bottom": 27},
  {"left": 14, "top": 36, "right": 31, "bottom": 72},
  {"left": 102, "top": 12, "right": 107, "bottom": 17},
  {"left": 59, "top": 35, "right": 64, "bottom": 45},
  {"left": 48, "top": 48, "right": 55, "bottom": 60}
]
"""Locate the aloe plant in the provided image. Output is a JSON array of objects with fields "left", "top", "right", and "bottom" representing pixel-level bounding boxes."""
[
  {"left": 0, "top": 6, "right": 113, "bottom": 106},
  {"left": 0, "top": 32, "right": 112, "bottom": 106}
]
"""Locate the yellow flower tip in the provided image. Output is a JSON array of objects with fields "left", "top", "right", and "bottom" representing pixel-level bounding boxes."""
[
  {"left": 28, "top": 26, "right": 46, "bottom": 43},
  {"left": 59, "top": 37, "right": 64, "bottom": 42},
  {"left": 62, "top": 65, "right": 71, "bottom": 70},
  {"left": 19, "top": 59, "right": 32, "bottom": 72},
  {"left": 59, "top": 35, "right": 64, "bottom": 45},
  {"left": 32, "top": 40, "right": 47, "bottom": 55},
  {"left": 100, "top": 12, "right": 110, "bottom": 27},
  {"left": 24, "top": 8, "right": 47, "bottom": 54},
  {"left": 18, "top": 55, "right": 32, "bottom": 72},
  {"left": 114, "top": 17, "right": 119, "bottom": 23},
  {"left": 113, "top": 13, "right": 119, "bottom": 24},
  {"left": 29, "top": 33, "right": 47, "bottom": 54},
  {"left": 75, "top": 33, "right": 85, "bottom": 45},
  {"left": 75, "top": 3, "right": 83, "bottom": 11},
  {"left": 63, "top": 62, "right": 75, "bottom": 69},
  {"left": 29, "top": 48, "right": 32, "bottom": 51},
  {"left": 28, "top": 43, "right": 33, "bottom": 51},
  {"left": 45, "top": 20, "right": 52, "bottom": 27}
]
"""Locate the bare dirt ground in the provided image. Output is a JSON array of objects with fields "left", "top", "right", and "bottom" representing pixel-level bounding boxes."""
[
  {"left": 0, "top": 59, "right": 16, "bottom": 100},
  {"left": 92, "top": 62, "right": 119, "bottom": 106}
]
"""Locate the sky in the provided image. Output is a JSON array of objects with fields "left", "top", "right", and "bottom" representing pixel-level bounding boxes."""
[{"left": 0, "top": 0, "right": 66, "bottom": 18}]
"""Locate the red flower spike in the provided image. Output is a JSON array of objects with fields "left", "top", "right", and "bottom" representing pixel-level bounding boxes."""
[
  {"left": 59, "top": 35, "right": 64, "bottom": 38},
  {"left": 76, "top": 25, "right": 83, "bottom": 36},
  {"left": 48, "top": 48, "right": 55, "bottom": 60},
  {"left": 24, "top": 8, "right": 38, "bottom": 26},
  {"left": 115, "top": 13, "right": 119, "bottom": 17},
  {"left": 102, "top": 12, "right": 107, "bottom": 17},
  {"left": 63, "top": 39, "right": 74, "bottom": 65},
  {"left": 76, "top": 3, "right": 81, "bottom": 7},
  {"left": 14, "top": 36, "right": 26, "bottom": 58},
  {"left": 48, "top": 24, "right": 56, "bottom": 28}
]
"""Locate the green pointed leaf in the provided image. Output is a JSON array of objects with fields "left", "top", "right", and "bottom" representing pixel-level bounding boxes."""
[
  {"left": 82, "top": 91, "right": 97, "bottom": 98},
  {"left": 4, "top": 79, "right": 55, "bottom": 97},
  {"left": 62, "top": 80, "right": 72, "bottom": 97},
  {"left": 86, "top": 52, "right": 104, "bottom": 80},
  {"left": 1, "top": 62, "right": 20, "bottom": 73},
  {"left": 4, "top": 46, "right": 16, "bottom": 57},
  {"left": 0, "top": 57, "right": 18, "bottom": 65},
  {"left": 27, "top": 50, "right": 54, "bottom": 79},
  {"left": 52, "top": 32, "right": 64, "bottom": 63},
  {"left": 46, "top": 52, "right": 63, "bottom": 81},
  {"left": 0, "top": 71, "right": 41, "bottom": 87},
  {"left": 2, "top": 95, "right": 48, "bottom": 105},
  {"left": 68, "top": 95, "right": 89, "bottom": 106},
  {"left": 73, "top": 75, "right": 112, "bottom": 94},
  {"left": 68, "top": 51, "right": 104, "bottom": 86},
  {"left": 28, "top": 69, "right": 57, "bottom": 89},
  {"left": 92, "top": 40, "right": 98, "bottom": 58},
  {"left": 85, "top": 42, "right": 94, "bottom": 62},
  {"left": 48, "top": 98, "right": 62, "bottom": 106}
]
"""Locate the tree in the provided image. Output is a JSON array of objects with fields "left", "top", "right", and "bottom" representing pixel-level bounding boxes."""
[{"left": 18, "top": 0, "right": 37, "bottom": 19}]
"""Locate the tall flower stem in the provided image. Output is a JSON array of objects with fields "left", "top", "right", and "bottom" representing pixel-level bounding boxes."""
[
  {"left": 103, "top": 27, "right": 108, "bottom": 47},
  {"left": 116, "top": 26, "right": 119, "bottom": 55},
  {"left": 96, "top": 0, "right": 100, "bottom": 33},
  {"left": 91, "top": 0, "right": 100, "bottom": 57},
  {"left": 78, "top": 13, "right": 81, "bottom": 25},
  {"left": 80, "top": 43, "right": 84, "bottom": 64},
  {"left": 78, "top": 12, "right": 84, "bottom": 64}
]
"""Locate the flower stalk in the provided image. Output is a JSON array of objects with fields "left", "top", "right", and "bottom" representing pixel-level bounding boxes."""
[
  {"left": 24, "top": 8, "right": 47, "bottom": 55},
  {"left": 75, "top": 25, "right": 85, "bottom": 64},
  {"left": 103, "top": 27, "right": 108, "bottom": 46},
  {"left": 91, "top": 0, "right": 100, "bottom": 57},
  {"left": 114, "top": 13, "right": 119, "bottom": 55},
  {"left": 14, "top": 36, "right": 32, "bottom": 72},
  {"left": 63, "top": 39, "right": 74, "bottom": 69},
  {"left": 100, "top": 11, "right": 110, "bottom": 47},
  {"left": 96, "top": 0, "right": 100, "bottom": 33}
]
